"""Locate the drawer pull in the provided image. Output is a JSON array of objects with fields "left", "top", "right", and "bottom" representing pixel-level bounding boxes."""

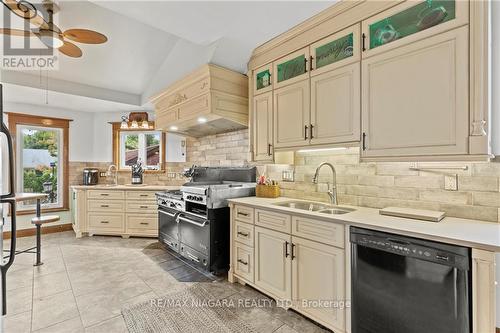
[
  {"left": 100, "top": 221, "right": 109, "bottom": 224},
  {"left": 237, "top": 231, "right": 249, "bottom": 237},
  {"left": 101, "top": 205, "right": 109, "bottom": 208},
  {"left": 237, "top": 212, "right": 249, "bottom": 217},
  {"left": 237, "top": 259, "right": 248, "bottom": 266},
  {"left": 100, "top": 193, "right": 109, "bottom": 196},
  {"left": 140, "top": 205, "right": 149, "bottom": 208},
  {"left": 139, "top": 194, "right": 149, "bottom": 197},
  {"left": 140, "top": 222, "right": 149, "bottom": 225}
]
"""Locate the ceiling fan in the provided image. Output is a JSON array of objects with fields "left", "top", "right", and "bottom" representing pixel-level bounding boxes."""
[{"left": 1, "top": 0, "right": 107, "bottom": 57}]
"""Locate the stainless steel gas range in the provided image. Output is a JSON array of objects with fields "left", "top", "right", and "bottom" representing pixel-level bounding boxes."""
[{"left": 156, "top": 167, "right": 256, "bottom": 274}]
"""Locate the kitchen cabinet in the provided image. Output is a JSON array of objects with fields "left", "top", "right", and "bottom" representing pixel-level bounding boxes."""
[
  {"left": 71, "top": 187, "right": 161, "bottom": 238},
  {"left": 253, "top": 91, "right": 273, "bottom": 161},
  {"left": 310, "top": 24, "right": 360, "bottom": 76},
  {"left": 310, "top": 62, "right": 360, "bottom": 146},
  {"left": 254, "top": 226, "right": 292, "bottom": 301},
  {"left": 273, "top": 47, "right": 310, "bottom": 89},
  {"left": 361, "top": 26, "right": 469, "bottom": 158},
  {"left": 361, "top": 0, "right": 469, "bottom": 58},
  {"left": 273, "top": 80, "right": 310, "bottom": 149},
  {"left": 291, "top": 236, "right": 345, "bottom": 332},
  {"left": 254, "top": 63, "right": 273, "bottom": 95}
]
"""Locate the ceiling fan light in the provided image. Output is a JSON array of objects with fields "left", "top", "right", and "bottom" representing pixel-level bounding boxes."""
[{"left": 39, "top": 30, "right": 64, "bottom": 48}]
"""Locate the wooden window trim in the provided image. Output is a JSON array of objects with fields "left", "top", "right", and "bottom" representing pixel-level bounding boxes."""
[
  {"left": 110, "top": 122, "right": 166, "bottom": 173},
  {"left": 7, "top": 112, "right": 71, "bottom": 214}
]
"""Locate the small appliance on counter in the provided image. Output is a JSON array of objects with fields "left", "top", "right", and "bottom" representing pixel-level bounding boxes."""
[
  {"left": 131, "top": 161, "right": 144, "bottom": 185},
  {"left": 82, "top": 168, "right": 99, "bottom": 185}
]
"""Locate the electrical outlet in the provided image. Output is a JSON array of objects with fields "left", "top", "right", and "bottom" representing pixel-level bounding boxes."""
[
  {"left": 167, "top": 172, "right": 177, "bottom": 178},
  {"left": 444, "top": 174, "right": 458, "bottom": 191},
  {"left": 99, "top": 172, "right": 107, "bottom": 177}
]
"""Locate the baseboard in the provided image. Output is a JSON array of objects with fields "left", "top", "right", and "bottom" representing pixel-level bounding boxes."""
[{"left": 3, "top": 223, "right": 73, "bottom": 239}]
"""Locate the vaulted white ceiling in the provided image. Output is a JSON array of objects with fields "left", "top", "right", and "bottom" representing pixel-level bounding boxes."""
[{"left": 1, "top": 0, "right": 334, "bottom": 112}]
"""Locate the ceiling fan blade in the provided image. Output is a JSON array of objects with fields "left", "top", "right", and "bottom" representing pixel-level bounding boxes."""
[
  {"left": 0, "top": 28, "right": 36, "bottom": 37},
  {"left": 63, "top": 29, "right": 107, "bottom": 44},
  {"left": 3, "top": 0, "right": 49, "bottom": 29},
  {"left": 59, "top": 41, "right": 82, "bottom": 58}
]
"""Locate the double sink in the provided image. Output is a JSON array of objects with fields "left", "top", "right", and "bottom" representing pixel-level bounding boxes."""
[{"left": 273, "top": 200, "right": 355, "bottom": 215}]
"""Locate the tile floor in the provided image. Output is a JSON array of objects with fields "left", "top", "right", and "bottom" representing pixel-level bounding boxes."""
[{"left": 3, "top": 231, "right": 330, "bottom": 333}]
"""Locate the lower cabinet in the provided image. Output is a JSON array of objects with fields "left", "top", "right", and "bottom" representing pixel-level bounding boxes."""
[
  {"left": 254, "top": 226, "right": 292, "bottom": 300},
  {"left": 291, "top": 236, "right": 345, "bottom": 331},
  {"left": 232, "top": 206, "right": 347, "bottom": 333}
]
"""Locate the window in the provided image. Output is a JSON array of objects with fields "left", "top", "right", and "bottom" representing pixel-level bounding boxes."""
[
  {"left": 112, "top": 123, "right": 165, "bottom": 172},
  {"left": 7, "top": 113, "right": 70, "bottom": 213}
]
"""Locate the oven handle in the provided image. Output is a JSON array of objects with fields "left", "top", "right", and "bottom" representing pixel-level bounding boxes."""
[
  {"left": 177, "top": 215, "right": 208, "bottom": 227},
  {"left": 159, "top": 210, "right": 177, "bottom": 218}
]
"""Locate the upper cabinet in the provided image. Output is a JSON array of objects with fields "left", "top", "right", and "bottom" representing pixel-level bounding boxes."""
[
  {"left": 273, "top": 47, "right": 310, "bottom": 89},
  {"left": 253, "top": 91, "right": 274, "bottom": 161},
  {"left": 150, "top": 64, "right": 248, "bottom": 137},
  {"left": 249, "top": 0, "right": 490, "bottom": 161},
  {"left": 362, "top": 0, "right": 469, "bottom": 58},
  {"left": 361, "top": 26, "right": 469, "bottom": 158},
  {"left": 310, "top": 24, "right": 361, "bottom": 75},
  {"left": 254, "top": 63, "right": 273, "bottom": 95}
]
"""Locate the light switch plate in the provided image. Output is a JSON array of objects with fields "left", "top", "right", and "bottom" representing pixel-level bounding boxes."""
[
  {"left": 444, "top": 174, "right": 458, "bottom": 191},
  {"left": 167, "top": 172, "right": 177, "bottom": 178}
]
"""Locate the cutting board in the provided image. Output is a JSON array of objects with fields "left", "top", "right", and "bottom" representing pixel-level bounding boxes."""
[{"left": 379, "top": 207, "right": 446, "bottom": 222}]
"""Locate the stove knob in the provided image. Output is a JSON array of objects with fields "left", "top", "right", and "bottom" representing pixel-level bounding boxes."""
[{"left": 196, "top": 197, "right": 202, "bottom": 202}]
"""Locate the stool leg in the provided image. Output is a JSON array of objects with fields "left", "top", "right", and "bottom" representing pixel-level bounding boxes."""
[{"left": 34, "top": 224, "right": 42, "bottom": 266}]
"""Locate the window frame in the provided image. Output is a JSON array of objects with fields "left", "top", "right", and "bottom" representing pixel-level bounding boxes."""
[
  {"left": 7, "top": 112, "right": 71, "bottom": 215},
  {"left": 111, "top": 122, "right": 166, "bottom": 173}
]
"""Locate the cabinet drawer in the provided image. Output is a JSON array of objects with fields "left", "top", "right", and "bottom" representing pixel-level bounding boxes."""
[
  {"left": 126, "top": 202, "right": 158, "bottom": 213},
  {"left": 234, "top": 205, "right": 254, "bottom": 224},
  {"left": 255, "top": 209, "right": 291, "bottom": 233},
  {"left": 234, "top": 242, "right": 254, "bottom": 283},
  {"left": 87, "top": 190, "right": 124, "bottom": 200},
  {"left": 292, "top": 216, "right": 344, "bottom": 248},
  {"left": 234, "top": 220, "right": 254, "bottom": 247},
  {"left": 126, "top": 191, "right": 157, "bottom": 201},
  {"left": 88, "top": 200, "right": 124, "bottom": 213},
  {"left": 126, "top": 214, "right": 158, "bottom": 235},
  {"left": 88, "top": 213, "right": 124, "bottom": 231}
]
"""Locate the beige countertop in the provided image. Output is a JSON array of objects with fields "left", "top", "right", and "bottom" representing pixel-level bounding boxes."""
[
  {"left": 228, "top": 196, "right": 500, "bottom": 252},
  {"left": 71, "top": 185, "right": 179, "bottom": 191}
]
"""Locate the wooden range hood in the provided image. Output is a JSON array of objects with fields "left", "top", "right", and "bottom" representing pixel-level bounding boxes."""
[{"left": 150, "top": 64, "right": 248, "bottom": 137}]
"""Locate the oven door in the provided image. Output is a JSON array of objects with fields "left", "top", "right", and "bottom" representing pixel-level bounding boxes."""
[
  {"left": 177, "top": 213, "right": 210, "bottom": 256},
  {"left": 158, "top": 207, "right": 179, "bottom": 252}
]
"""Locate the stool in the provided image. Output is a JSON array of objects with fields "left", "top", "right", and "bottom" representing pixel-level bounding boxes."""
[{"left": 30, "top": 215, "right": 60, "bottom": 266}]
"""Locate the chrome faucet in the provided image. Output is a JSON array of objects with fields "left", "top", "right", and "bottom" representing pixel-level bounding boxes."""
[
  {"left": 106, "top": 164, "right": 118, "bottom": 186},
  {"left": 312, "top": 162, "right": 337, "bottom": 205}
]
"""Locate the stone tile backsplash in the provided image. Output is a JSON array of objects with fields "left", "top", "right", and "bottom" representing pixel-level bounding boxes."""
[{"left": 72, "top": 128, "right": 500, "bottom": 223}]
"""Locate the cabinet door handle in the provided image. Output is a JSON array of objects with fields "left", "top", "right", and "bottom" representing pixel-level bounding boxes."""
[
  {"left": 267, "top": 143, "right": 272, "bottom": 156},
  {"left": 362, "top": 33, "right": 366, "bottom": 52},
  {"left": 237, "top": 259, "right": 248, "bottom": 266},
  {"left": 304, "top": 57, "right": 308, "bottom": 72},
  {"left": 310, "top": 124, "right": 314, "bottom": 139},
  {"left": 362, "top": 132, "right": 367, "bottom": 151},
  {"left": 291, "top": 243, "right": 296, "bottom": 260},
  {"left": 309, "top": 55, "right": 314, "bottom": 71},
  {"left": 237, "top": 231, "right": 249, "bottom": 237},
  {"left": 304, "top": 125, "right": 308, "bottom": 140},
  {"left": 237, "top": 212, "right": 249, "bottom": 217},
  {"left": 284, "top": 241, "right": 289, "bottom": 258}
]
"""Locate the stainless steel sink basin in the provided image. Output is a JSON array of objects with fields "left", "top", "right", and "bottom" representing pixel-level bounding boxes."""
[
  {"left": 273, "top": 200, "right": 355, "bottom": 215},
  {"left": 273, "top": 201, "right": 329, "bottom": 211},
  {"left": 318, "top": 208, "right": 355, "bottom": 215}
]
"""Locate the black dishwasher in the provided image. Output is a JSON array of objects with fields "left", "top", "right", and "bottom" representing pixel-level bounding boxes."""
[{"left": 350, "top": 227, "right": 471, "bottom": 333}]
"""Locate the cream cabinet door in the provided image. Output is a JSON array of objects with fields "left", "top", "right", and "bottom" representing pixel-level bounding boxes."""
[
  {"left": 273, "top": 47, "right": 310, "bottom": 89},
  {"left": 291, "top": 236, "right": 345, "bottom": 332},
  {"left": 361, "top": 26, "right": 469, "bottom": 158},
  {"left": 253, "top": 63, "right": 273, "bottom": 95},
  {"left": 310, "top": 62, "right": 360, "bottom": 145},
  {"left": 253, "top": 92, "right": 273, "bottom": 161},
  {"left": 254, "top": 226, "right": 292, "bottom": 301},
  {"left": 273, "top": 80, "right": 310, "bottom": 149}
]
